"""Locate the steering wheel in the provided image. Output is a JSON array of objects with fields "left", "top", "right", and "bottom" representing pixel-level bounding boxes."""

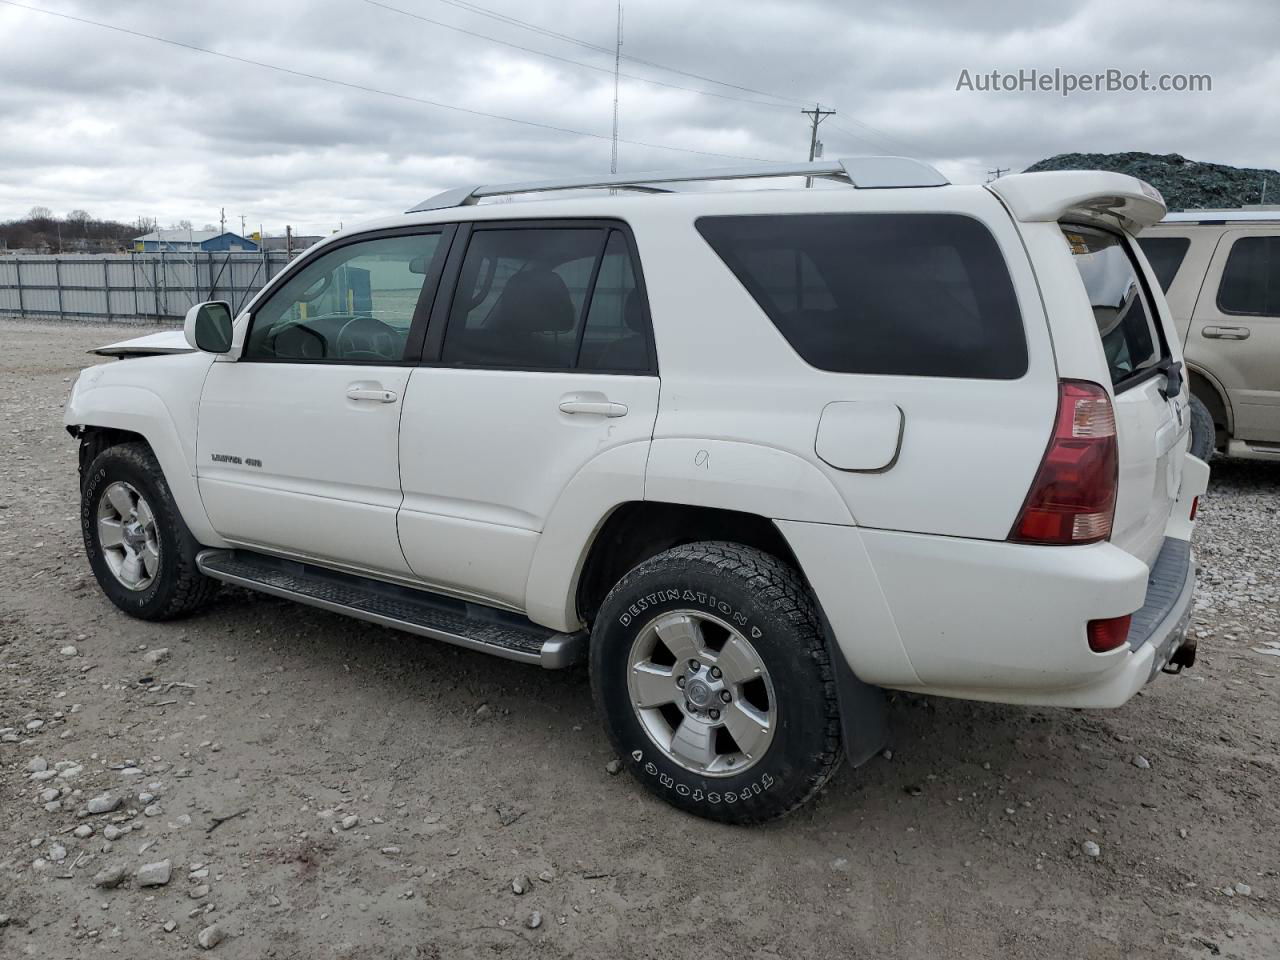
[{"left": 336, "top": 315, "right": 400, "bottom": 360}]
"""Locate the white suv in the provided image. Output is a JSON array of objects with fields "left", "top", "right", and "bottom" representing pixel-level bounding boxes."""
[{"left": 66, "top": 159, "right": 1209, "bottom": 823}]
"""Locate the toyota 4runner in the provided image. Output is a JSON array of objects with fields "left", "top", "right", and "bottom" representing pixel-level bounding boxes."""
[{"left": 66, "top": 159, "right": 1210, "bottom": 823}]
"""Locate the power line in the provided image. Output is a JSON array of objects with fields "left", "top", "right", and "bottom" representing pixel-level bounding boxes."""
[
  {"left": 0, "top": 0, "right": 780, "bottom": 163},
  {"left": 985, "top": 167, "right": 1010, "bottom": 183},
  {"left": 426, "top": 0, "right": 818, "bottom": 106},
  {"left": 391, "top": 0, "right": 979, "bottom": 178},
  {"left": 801, "top": 104, "right": 836, "bottom": 187},
  {"left": 362, "top": 0, "right": 796, "bottom": 110}
]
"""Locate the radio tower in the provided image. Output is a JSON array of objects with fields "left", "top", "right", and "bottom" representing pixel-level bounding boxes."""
[{"left": 610, "top": 3, "right": 623, "bottom": 174}]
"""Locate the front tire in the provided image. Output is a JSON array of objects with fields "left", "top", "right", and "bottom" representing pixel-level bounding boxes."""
[
  {"left": 81, "top": 442, "right": 218, "bottom": 620},
  {"left": 591, "top": 542, "right": 841, "bottom": 824},
  {"left": 1188, "top": 393, "right": 1215, "bottom": 461}
]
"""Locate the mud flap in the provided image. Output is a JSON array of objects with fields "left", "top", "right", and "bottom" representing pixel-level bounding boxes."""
[{"left": 817, "top": 609, "right": 889, "bottom": 766}]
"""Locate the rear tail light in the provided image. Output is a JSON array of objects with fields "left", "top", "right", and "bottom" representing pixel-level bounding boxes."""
[
  {"left": 1087, "top": 614, "right": 1132, "bottom": 653},
  {"left": 1189, "top": 496, "right": 1199, "bottom": 522},
  {"left": 1010, "top": 380, "right": 1118, "bottom": 545}
]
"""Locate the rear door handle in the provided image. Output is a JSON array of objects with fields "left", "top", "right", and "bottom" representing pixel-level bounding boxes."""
[
  {"left": 346, "top": 384, "right": 398, "bottom": 403},
  {"left": 559, "top": 399, "right": 628, "bottom": 417},
  {"left": 1202, "top": 325, "right": 1251, "bottom": 340}
]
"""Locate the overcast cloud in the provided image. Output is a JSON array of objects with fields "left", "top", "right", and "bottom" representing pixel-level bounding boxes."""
[{"left": 0, "top": 0, "right": 1276, "bottom": 234}]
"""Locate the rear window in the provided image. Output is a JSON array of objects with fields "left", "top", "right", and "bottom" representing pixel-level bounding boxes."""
[
  {"left": 695, "top": 213, "right": 1027, "bottom": 379},
  {"left": 1137, "top": 236, "right": 1191, "bottom": 292},
  {"left": 1063, "top": 225, "right": 1165, "bottom": 387},
  {"left": 1217, "top": 235, "right": 1280, "bottom": 316}
]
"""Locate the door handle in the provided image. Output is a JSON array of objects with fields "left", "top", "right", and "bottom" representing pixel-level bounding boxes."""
[
  {"left": 559, "top": 399, "right": 628, "bottom": 417},
  {"left": 346, "top": 385, "right": 398, "bottom": 403},
  {"left": 1202, "top": 325, "right": 1251, "bottom": 340}
]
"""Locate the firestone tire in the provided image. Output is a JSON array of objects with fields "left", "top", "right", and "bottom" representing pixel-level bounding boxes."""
[
  {"left": 590, "top": 541, "right": 842, "bottom": 824},
  {"left": 1188, "top": 393, "right": 1215, "bottom": 462},
  {"left": 81, "top": 442, "right": 219, "bottom": 621}
]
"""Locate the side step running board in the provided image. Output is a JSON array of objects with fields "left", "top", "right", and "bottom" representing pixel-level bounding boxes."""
[{"left": 196, "top": 549, "right": 586, "bottom": 669}]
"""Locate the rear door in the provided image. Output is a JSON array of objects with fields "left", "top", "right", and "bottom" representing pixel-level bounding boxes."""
[
  {"left": 396, "top": 220, "right": 659, "bottom": 610},
  {"left": 1191, "top": 229, "right": 1280, "bottom": 443},
  {"left": 1061, "top": 224, "right": 1185, "bottom": 566}
]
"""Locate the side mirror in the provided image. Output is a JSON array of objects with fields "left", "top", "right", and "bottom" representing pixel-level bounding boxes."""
[{"left": 184, "top": 301, "right": 234, "bottom": 354}]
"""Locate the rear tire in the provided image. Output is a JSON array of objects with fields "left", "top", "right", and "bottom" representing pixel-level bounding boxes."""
[
  {"left": 590, "top": 541, "right": 841, "bottom": 824},
  {"left": 81, "top": 442, "right": 219, "bottom": 621},
  {"left": 1188, "top": 393, "right": 1215, "bottom": 461}
]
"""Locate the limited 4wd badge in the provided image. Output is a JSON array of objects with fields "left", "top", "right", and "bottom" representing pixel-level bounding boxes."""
[{"left": 210, "top": 453, "right": 262, "bottom": 468}]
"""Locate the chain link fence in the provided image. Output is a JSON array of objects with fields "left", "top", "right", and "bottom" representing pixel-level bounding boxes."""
[{"left": 0, "top": 251, "right": 294, "bottom": 324}]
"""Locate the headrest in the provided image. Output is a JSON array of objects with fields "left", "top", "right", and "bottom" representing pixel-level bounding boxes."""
[{"left": 491, "top": 269, "right": 576, "bottom": 334}]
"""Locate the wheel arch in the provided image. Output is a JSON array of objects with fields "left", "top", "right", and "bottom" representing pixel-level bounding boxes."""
[
  {"left": 1186, "top": 362, "right": 1233, "bottom": 438},
  {"left": 66, "top": 385, "right": 225, "bottom": 548},
  {"left": 573, "top": 501, "right": 801, "bottom": 626}
]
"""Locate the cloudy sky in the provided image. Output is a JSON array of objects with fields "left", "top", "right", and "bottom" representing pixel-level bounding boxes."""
[{"left": 1, "top": 0, "right": 1277, "bottom": 234}]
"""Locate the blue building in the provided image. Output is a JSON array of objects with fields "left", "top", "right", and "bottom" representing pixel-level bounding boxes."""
[{"left": 133, "top": 230, "right": 259, "bottom": 253}]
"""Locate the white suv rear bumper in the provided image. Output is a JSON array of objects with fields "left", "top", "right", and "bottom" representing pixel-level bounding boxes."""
[{"left": 778, "top": 522, "right": 1198, "bottom": 709}]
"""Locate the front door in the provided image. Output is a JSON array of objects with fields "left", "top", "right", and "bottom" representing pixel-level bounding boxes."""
[
  {"left": 1189, "top": 229, "right": 1280, "bottom": 443},
  {"left": 197, "top": 228, "right": 452, "bottom": 576},
  {"left": 397, "top": 222, "right": 660, "bottom": 610}
]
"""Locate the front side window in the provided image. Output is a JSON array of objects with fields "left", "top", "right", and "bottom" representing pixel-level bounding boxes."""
[
  {"left": 1063, "top": 225, "right": 1165, "bottom": 387},
  {"left": 245, "top": 232, "right": 444, "bottom": 362},
  {"left": 1218, "top": 235, "right": 1280, "bottom": 316},
  {"left": 1136, "top": 235, "right": 1191, "bottom": 293},
  {"left": 696, "top": 213, "right": 1027, "bottom": 379},
  {"left": 440, "top": 226, "right": 653, "bottom": 372}
]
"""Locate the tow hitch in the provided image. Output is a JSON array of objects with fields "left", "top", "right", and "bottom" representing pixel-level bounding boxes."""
[{"left": 1162, "top": 634, "right": 1197, "bottom": 675}]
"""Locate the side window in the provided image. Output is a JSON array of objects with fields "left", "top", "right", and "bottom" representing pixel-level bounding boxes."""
[
  {"left": 1218, "top": 235, "right": 1280, "bottom": 316},
  {"left": 441, "top": 228, "right": 606, "bottom": 368},
  {"left": 695, "top": 213, "right": 1027, "bottom": 379},
  {"left": 1062, "top": 225, "right": 1165, "bottom": 387},
  {"left": 1137, "top": 236, "right": 1191, "bottom": 293},
  {"left": 245, "top": 233, "right": 444, "bottom": 362},
  {"left": 578, "top": 230, "right": 651, "bottom": 372}
]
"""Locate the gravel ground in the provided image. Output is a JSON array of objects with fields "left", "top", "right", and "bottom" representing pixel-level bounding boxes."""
[{"left": 2, "top": 318, "right": 1278, "bottom": 959}]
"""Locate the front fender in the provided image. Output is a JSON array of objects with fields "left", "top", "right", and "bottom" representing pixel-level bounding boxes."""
[{"left": 65, "top": 372, "right": 225, "bottom": 547}]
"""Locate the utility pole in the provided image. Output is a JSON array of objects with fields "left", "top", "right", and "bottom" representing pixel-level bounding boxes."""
[
  {"left": 610, "top": 3, "right": 623, "bottom": 175},
  {"left": 219, "top": 207, "right": 226, "bottom": 235},
  {"left": 240, "top": 214, "right": 247, "bottom": 237},
  {"left": 985, "top": 167, "right": 1010, "bottom": 183},
  {"left": 801, "top": 104, "right": 836, "bottom": 187}
]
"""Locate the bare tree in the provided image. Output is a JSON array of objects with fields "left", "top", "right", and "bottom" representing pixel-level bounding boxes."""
[
  {"left": 67, "top": 209, "right": 91, "bottom": 224},
  {"left": 28, "top": 205, "right": 53, "bottom": 221}
]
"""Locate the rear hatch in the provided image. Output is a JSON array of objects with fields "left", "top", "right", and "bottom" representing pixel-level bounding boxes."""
[{"left": 1060, "top": 223, "right": 1185, "bottom": 567}]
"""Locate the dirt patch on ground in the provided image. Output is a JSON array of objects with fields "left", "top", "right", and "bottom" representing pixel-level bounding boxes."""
[{"left": 1, "top": 318, "right": 1278, "bottom": 958}]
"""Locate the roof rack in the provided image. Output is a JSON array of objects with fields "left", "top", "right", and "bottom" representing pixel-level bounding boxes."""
[{"left": 406, "top": 156, "right": 948, "bottom": 213}]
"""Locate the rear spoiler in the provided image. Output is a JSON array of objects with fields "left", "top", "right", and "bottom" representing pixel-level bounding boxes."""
[{"left": 986, "top": 171, "right": 1167, "bottom": 235}]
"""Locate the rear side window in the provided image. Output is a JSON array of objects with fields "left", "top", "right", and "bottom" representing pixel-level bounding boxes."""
[
  {"left": 1137, "top": 236, "right": 1191, "bottom": 292},
  {"left": 1063, "top": 225, "right": 1165, "bottom": 387},
  {"left": 440, "top": 226, "right": 652, "bottom": 371},
  {"left": 1217, "top": 235, "right": 1280, "bottom": 316},
  {"left": 695, "top": 213, "right": 1027, "bottom": 379}
]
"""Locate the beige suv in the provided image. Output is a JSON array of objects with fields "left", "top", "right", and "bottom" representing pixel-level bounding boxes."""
[{"left": 1140, "top": 211, "right": 1280, "bottom": 460}]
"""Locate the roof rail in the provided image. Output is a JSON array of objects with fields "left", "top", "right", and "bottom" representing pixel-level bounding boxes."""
[{"left": 406, "top": 156, "right": 948, "bottom": 213}]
